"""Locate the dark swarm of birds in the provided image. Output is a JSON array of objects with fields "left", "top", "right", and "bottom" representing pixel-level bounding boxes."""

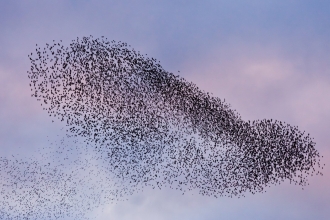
[{"left": 0, "top": 36, "right": 324, "bottom": 219}]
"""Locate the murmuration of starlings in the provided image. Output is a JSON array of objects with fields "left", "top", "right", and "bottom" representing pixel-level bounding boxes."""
[{"left": 0, "top": 36, "right": 323, "bottom": 220}]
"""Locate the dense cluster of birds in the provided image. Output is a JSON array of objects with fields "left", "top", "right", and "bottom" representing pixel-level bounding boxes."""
[{"left": 0, "top": 36, "right": 323, "bottom": 219}]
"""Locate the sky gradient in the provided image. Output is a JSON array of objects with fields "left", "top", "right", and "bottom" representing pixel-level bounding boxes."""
[{"left": 0, "top": 1, "right": 329, "bottom": 219}]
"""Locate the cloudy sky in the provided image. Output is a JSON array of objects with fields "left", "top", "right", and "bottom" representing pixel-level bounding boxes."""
[{"left": 0, "top": 0, "right": 329, "bottom": 219}]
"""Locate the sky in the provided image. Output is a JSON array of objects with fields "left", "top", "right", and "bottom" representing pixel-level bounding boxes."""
[{"left": 0, "top": 0, "right": 330, "bottom": 219}]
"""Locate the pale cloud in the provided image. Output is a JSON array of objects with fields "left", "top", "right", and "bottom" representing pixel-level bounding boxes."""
[{"left": 289, "top": 79, "right": 330, "bottom": 127}]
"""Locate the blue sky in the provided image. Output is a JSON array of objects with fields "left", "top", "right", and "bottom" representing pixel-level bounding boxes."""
[{"left": 0, "top": 1, "right": 329, "bottom": 219}]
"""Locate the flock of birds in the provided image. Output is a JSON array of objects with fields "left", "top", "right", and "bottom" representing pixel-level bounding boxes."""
[{"left": 0, "top": 36, "right": 323, "bottom": 219}]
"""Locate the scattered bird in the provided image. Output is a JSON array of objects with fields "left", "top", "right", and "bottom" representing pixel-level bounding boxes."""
[{"left": 0, "top": 36, "right": 323, "bottom": 219}]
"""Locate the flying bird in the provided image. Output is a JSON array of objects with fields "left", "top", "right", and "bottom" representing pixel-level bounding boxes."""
[{"left": 0, "top": 36, "right": 323, "bottom": 219}]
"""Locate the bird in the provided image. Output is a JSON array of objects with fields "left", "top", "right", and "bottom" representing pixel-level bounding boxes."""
[{"left": 0, "top": 35, "right": 323, "bottom": 219}]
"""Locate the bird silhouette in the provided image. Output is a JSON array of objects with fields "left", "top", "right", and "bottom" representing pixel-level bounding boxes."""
[{"left": 0, "top": 35, "right": 324, "bottom": 219}]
